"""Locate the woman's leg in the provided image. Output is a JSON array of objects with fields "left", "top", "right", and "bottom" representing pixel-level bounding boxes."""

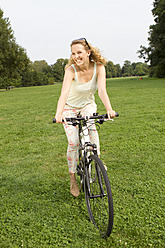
[
  {"left": 63, "top": 105, "right": 79, "bottom": 174},
  {"left": 62, "top": 105, "right": 80, "bottom": 197}
]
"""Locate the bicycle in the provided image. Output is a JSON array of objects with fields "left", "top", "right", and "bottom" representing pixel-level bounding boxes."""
[{"left": 53, "top": 112, "right": 119, "bottom": 237}]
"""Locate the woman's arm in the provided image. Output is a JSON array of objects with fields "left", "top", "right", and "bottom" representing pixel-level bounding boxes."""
[
  {"left": 97, "top": 64, "right": 116, "bottom": 118},
  {"left": 55, "top": 66, "right": 74, "bottom": 123}
]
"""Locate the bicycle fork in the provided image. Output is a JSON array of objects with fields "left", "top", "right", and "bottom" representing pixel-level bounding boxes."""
[{"left": 85, "top": 162, "right": 106, "bottom": 199}]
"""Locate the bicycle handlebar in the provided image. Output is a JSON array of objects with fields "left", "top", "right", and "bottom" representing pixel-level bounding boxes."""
[{"left": 53, "top": 112, "right": 119, "bottom": 123}]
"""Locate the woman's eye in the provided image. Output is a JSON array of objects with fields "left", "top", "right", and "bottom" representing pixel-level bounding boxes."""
[{"left": 72, "top": 51, "right": 82, "bottom": 56}]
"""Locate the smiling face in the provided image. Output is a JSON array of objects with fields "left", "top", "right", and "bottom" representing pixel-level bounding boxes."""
[{"left": 71, "top": 44, "right": 91, "bottom": 67}]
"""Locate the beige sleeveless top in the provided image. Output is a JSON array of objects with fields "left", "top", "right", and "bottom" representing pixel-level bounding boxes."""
[{"left": 66, "top": 62, "right": 97, "bottom": 108}]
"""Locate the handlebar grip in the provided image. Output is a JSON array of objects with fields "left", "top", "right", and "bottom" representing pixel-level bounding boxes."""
[{"left": 52, "top": 118, "right": 70, "bottom": 123}]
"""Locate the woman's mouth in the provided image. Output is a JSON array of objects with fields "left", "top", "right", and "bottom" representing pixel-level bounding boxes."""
[{"left": 75, "top": 59, "right": 82, "bottom": 64}]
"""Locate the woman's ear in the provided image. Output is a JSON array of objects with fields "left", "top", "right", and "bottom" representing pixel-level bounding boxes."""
[{"left": 87, "top": 50, "right": 91, "bottom": 57}]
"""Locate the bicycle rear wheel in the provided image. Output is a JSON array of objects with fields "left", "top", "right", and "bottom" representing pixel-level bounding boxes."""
[{"left": 84, "top": 154, "right": 114, "bottom": 237}]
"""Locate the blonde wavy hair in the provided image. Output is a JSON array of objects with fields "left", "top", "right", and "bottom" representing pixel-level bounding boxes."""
[{"left": 65, "top": 38, "right": 107, "bottom": 69}]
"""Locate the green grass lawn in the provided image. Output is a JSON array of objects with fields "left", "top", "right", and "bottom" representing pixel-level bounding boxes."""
[{"left": 0, "top": 77, "right": 164, "bottom": 247}]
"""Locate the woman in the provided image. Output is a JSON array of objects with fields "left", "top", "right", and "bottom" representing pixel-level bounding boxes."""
[{"left": 55, "top": 38, "right": 115, "bottom": 197}]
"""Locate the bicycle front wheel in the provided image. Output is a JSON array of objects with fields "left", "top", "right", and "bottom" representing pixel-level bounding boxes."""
[{"left": 84, "top": 154, "right": 114, "bottom": 237}]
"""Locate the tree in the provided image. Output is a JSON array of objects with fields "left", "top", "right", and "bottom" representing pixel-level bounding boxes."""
[
  {"left": 105, "top": 61, "right": 117, "bottom": 78},
  {"left": 131, "top": 62, "right": 149, "bottom": 76},
  {"left": 32, "top": 60, "right": 49, "bottom": 73},
  {"left": 32, "top": 60, "right": 53, "bottom": 77},
  {"left": 0, "top": 8, "right": 30, "bottom": 88},
  {"left": 134, "top": 64, "right": 145, "bottom": 76},
  {"left": 121, "top": 60, "right": 133, "bottom": 76},
  {"left": 0, "top": 9, "right": 13, "bottom": 77},
  {"left": 51, "top": 58, "right": 68, "bottom": 82},
  {"left": 114, "top": 64, "right": 122, "bottom": 77},
  {"left": 138, "top": 0, "right": 165, "bottom": 77}
]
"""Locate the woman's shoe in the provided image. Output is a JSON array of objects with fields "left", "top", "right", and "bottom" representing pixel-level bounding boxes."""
[{"left": 70, "top": 181, "right": 80, "bottom": 197}]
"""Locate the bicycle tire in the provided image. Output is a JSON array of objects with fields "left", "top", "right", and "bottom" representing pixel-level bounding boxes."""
[{"left": 84, "top": 154, "right": 114, "bottom": 237}]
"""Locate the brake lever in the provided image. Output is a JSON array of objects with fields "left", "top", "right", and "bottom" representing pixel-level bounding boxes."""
[{"left": 96, "top": 120, "right": 104, "bottom": 124}]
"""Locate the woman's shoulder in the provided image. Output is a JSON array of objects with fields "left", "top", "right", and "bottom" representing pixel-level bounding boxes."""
[
  {"left": 96, "top": 62, "right": 105, "bottom": 68},
  {"left": 65, "top": 65, "right": 75, "bottom": 74},
  {"left": 64, "top": 65, "right": 75, "bottom": 82},
  {"left": 96, "top": 62, "right": 105, "bottom": 74}
]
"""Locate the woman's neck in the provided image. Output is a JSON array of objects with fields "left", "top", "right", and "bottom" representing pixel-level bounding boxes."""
[{"left": 76, "top": 60, "right": 92, "bottom": 72}]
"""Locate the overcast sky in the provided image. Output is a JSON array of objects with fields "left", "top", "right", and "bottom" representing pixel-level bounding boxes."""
[{"left": 1, "top": 0, "right": 154, "bottom": 66}]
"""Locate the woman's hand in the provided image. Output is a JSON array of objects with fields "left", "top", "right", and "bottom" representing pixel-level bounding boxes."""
[
  {"left": 107, "top": 109, "right": 116, "bottom": 119},
  {"left": 55, "top": 113, "right": 66, "bottom": 124}
]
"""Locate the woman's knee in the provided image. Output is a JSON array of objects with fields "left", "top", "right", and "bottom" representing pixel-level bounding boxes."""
[{"left": 68, "top": 140, "right": 79, "bottom": 151}]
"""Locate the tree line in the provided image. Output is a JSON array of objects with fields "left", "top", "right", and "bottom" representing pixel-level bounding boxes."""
[{"left": 0, "top": 1, "right": 164, "bottom": 89}]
